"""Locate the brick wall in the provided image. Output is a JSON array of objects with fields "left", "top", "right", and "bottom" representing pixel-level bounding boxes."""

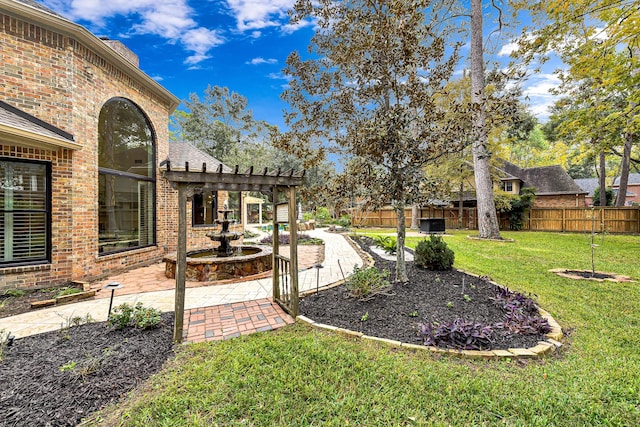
[
  {"left": 1, "top": 12, "right": 175, "bottom": 289},
  {"left": 533, "top": 194, "right": 586, "bottom": 208}
]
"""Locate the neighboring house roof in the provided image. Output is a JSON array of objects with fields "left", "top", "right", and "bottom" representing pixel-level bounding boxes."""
[
  {"left": 0, "top": 100, "right": 80, "bottom": 150},
  {"left": 162, "top": 141, "right": 231, "bottom": 173},
  {"left": 500, "top": 161, "right": 586, "bottom": 196},
  {"left": 574, "top": 178, "right": 599, "bottom": 197},
  {"left": 613, "top": 173, "right": 640, "bottom": 186}
]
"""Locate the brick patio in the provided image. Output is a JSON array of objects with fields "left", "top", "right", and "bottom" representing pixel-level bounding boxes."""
[{"left": 182, "top": 298, "right": 294, "bottom": 343}]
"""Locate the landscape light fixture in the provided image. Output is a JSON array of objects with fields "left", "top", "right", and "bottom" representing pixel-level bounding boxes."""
[
  {"left": 314, "top": 263, "right": 324, "bottom": 295},
  {"left": 103, "top": 281, "right": 123, "bottom": 318}
]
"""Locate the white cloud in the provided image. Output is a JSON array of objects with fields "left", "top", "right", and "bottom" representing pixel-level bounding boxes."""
[
  {"left": 498, "top": 41, "right": 519, "bottom": 57},
  {"left": 42, "top": 0, "right": 223, "bottom": 65},
  {"left": 522, "top": 73, "right": 561, "bottom": 121},
  {"left": 247, "top": 57, "right": 278, "bottom": 65},
  {"left": 267, "top": 72, "right": 290, "bottom": 80},
  {"left": 225, "top": 0, "right": 296, "bottom": 31}
]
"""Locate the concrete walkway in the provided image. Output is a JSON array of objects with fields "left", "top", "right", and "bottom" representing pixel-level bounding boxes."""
[{"left": 0, "top": 229, "right": 364, "bottom": 340}]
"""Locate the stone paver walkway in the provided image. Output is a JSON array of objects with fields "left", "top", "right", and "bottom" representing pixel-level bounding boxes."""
[{"left": 0, "top": 229, "right": 363, "bottom": 340}]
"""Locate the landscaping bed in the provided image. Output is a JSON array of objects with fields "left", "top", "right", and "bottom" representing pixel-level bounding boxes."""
[
  {"left": 0, "top": 313, "right": 175, "bottom": 426},
  {"left": 0, "top": 284, "right": 86, "bottom": 319},
  {"left": 300, "top": 236, "right": 550, "bottom": 350}
]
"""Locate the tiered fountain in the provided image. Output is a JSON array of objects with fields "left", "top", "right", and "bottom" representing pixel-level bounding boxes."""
[{"left": 164, "top": 208, "right": 272, "bottom": 282}]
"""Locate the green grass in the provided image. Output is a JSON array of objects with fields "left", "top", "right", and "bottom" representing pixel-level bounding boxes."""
[{"left": 95, "top": 230, "right": 640, "bottom": 426}]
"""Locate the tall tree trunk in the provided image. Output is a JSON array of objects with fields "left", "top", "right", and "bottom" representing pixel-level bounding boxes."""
[
  {"left": 470, "top": 0, "right": 501, "bottom": 239},
  {"left": 395, "top": 201, "right": 408, "bottom": 283},
  {"left": 599, "top": 149, "right": 607, "bottom": 207},
  {"left": 615, "top": 132, "right": 632, "bottom": 206},
  {"left": 410, "top": 205, "right": 419, "bottom": 229},
  {"left": 458, "top": 180, "right": 464, "bottom": 229}
]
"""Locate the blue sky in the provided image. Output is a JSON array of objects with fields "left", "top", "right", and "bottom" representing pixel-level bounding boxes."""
[{"left": 40, "top": 0, "right": 561, "bottom": 128}]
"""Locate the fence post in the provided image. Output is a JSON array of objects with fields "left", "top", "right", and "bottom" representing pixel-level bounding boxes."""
[{"left": 562, "top": 208, "right": 565, "bottom": 232}]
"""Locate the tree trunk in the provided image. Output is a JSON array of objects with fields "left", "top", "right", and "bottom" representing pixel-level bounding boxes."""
[
  {"left": 599, "top": 149, "right": 607, "bottom": 207},
  {"left": 458, "top": 180, "right": 464, "bottom": 229},
  {"left": 410, "top": 205, "right": 419, "bottom": 229},
  {"left": 395, "top": 202, "right": 408, "bottom": 283},
  {"left": 470, "top": 0, "right": 501, "bottom": 239},
  {"left": 615, "top": 132, "right": 632, "bottom": 206}
]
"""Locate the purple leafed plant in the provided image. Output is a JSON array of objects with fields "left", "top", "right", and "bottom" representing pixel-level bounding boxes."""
[
  {"left": 419, "top": 286, "right": 551, "bottom": 350},
  {"left": 490, "top": 286, "right": 538, "bottom": 316},
  {"left": 421, "top": 319, "right": 494, "bottom": 350}
]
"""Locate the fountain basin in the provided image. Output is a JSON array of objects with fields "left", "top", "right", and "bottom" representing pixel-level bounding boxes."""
[{"left": 164, "top": 245, "right": 273, "bottom": 282}]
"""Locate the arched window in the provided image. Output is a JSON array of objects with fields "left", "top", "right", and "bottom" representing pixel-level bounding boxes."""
[{"left": 98, "top": 98, "right": 155, "bottom": 254}]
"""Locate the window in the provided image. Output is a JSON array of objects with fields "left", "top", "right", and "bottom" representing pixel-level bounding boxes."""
[
  {"left": 0, "top": 158, "right": 50, "bottom": 266},
  {"left": 193, "top": 191, "right": 218, "bottom": 226},
  {"left": 98, "top": 98, "right": 155, "bottom": 254},
  {"left": 503, "top": 181, "right": 513, "bottom": 192}
]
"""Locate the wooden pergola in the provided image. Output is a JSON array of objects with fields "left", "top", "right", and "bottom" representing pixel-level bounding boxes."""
[{"left": 163, "top": 162, "right": 306, "bottom": 342}]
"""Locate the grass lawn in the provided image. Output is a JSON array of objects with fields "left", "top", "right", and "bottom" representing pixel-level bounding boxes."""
[{"left": 94, "top": 230, "right": 640, "bottom": 426}]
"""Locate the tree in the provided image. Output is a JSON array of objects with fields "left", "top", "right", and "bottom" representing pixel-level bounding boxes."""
[
  {"left": 593, "top": 186, "right": 614, "bottom": 206},
  {"left": 278, "top": 0, "right": 468, "bottom": 282},
  {"left": 171, "top": 85, "right": 269, "bottom": 169},
  {"left": 470, "top": 0, "right": 502, "bottom": 239},
  {"left": 513, "top": 1, "right": 640, "bottom": 206}
]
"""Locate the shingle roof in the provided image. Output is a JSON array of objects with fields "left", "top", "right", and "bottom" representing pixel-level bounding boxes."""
[
  {"left": 162, "top": 141, "right": 231, "bottom": 173},
  {"left": 613, "top": 173, "right": 640, "bottom": 186},
  {"left": 501, "top": 161, "right": 586, "bottom": 195},
  {"left": 0, "top": 100, "right": 74, "bottom": 142},
  {"left": 574, "top": 178, "right": 599, "bottom": 197}
]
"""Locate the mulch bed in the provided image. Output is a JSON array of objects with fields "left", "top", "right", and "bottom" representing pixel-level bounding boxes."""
[
  {"left": 300, "top": 236, "right": 547, "bottom": 350},
  {"left": 0, "top": 313, "right": 175, "bottom": 426},
  {"left": 0, "top": 285, "right": 83, "bottom": 319}
]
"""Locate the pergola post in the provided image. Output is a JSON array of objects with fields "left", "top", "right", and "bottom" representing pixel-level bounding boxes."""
[
  {"left": 288, "top": 186, "right": 299, "bottom": 316},
  {"left": 174, "top": 183, "right": 187, "bottom": 342},
  {"left": 272, "top": 186, "right": 280, "bottom": 301}
]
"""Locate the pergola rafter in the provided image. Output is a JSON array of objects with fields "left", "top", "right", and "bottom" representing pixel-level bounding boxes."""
[{"left": 163, "top": 161, "right": 305, "bottom": 342}]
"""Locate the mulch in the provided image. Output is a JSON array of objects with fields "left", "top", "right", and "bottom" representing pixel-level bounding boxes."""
[
  {"left": 0, "top": 313, "right": 175, "bottom": 427},
  {"left": 300, "top": 236, "right": 546, "bottom": 350}
]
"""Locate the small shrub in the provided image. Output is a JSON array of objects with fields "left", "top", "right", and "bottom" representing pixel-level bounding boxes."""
[
  {"left": 345, "top": 266, "right": 391, "bottom": 300},
  {"left": 243, "top": 230, "right": 258, "bottom": 239},
  {"left": 414, "top": 235, "right": 455, "bottom": 270},
  {"left": 373, "top": 235, "right": 397, "bottom": 255},
  {"left": 56, "top": 287, "right": 82, "bottom": 298},
  {"left": 0, "top": 329, "right": 12, "bottom": 361},
  {"left": 59, "top": 361, "right": 77, "bottom": 372},
  {"left": 336, "top": 214, "right": 351, "bottom": 228},
  {"left": 259, "top": 233, "right": 323, "bottom": 245},
  {"left": 3, "top": 289, "right": 26, "bottom": 298},
  {"left": 108, "top": 302, "right": 161, "bottom": 330}
]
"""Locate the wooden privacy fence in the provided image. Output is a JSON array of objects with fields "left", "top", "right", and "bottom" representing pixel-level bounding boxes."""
[{"left": 353, "top": 206, "right": 640, "bottom": 234}]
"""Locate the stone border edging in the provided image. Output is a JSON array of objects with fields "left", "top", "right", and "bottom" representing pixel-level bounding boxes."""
[
  {"left": 466, "top": 235, "right": 516, "bottom": 243},
  {"left": 549, "top": 268, "right": 635, "bottom": 283},
  {"left": 298, "top": 234, "right": 563, "bottom": 360}
]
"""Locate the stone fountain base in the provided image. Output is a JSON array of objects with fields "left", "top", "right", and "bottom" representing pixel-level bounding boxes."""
[{"left": 163, "top": 245, "right": 273, "bottom": 282}]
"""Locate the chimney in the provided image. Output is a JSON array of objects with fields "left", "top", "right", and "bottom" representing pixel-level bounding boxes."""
[{"left": 100, "top": 37, "right": 139, "bottom": 67}]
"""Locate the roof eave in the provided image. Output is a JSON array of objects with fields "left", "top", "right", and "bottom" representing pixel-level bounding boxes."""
[
  {"left": 0, "top": 123, "right": 82, "bottom": 150},
  {"left": 1, "top": 0, "right": 180, "bottom": 112}
]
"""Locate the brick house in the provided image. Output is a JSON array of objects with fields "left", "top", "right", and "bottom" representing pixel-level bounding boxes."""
[
  {"left": 451, "top": 161, "right": 587, "bottom": 208},
  {"left": 0, "top": 0, "right": 237, "bottom": 290},
  {"left": 613, "top": 173, "right": 640, "bottom": 206},
  {"left": 497, "top": 162, "right": 587, "bottom": 208}
]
